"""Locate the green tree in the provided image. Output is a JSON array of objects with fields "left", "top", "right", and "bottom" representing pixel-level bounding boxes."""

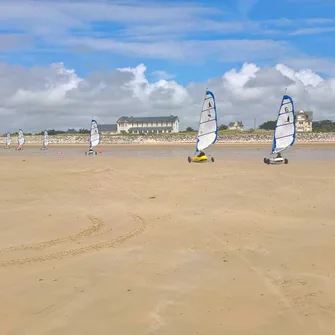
[
  {"left": 186, "top": 127, "right": 194, "bottom": 132},
  {"left": 35, "top": 129, "right": 66, "bottom": 135},
  {"left": 313, "top": 120, "right": 335, "bottom": 132},
  {"left": 259, "top": 121, "right": 276, "bottom": 130},
  {"left": 78, "top": 128, "right": 90, "bottom": 134},
  {"left": 218, "top": 124, "right": 228, "bottom": 130}
]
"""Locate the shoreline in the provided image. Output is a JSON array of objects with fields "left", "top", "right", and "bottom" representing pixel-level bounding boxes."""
[
  {"left": 3, "top": 142, "right": 335, "bottom": 148},
  {"left": 1, "top": 132, "right": 335, "bottom": 146}
]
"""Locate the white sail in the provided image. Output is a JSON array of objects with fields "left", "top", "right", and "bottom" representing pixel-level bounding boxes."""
[
  {"left": 196, "top": 90, "right": 218, "bottom": 152},
  {"left": 18, "top": 129, "right": 25, "bottom": 146},
  {"left": 90, "top": 119, "right": 100, "bottom": 148},
  {"left": 272, "top": 95, "right": 295, "bottom": 154},
  {"left": 43, "top": 130, "right": 49, "bottom": 147},
  {"left": 6, "top": 132, "right": 11, "bottom": 146}
]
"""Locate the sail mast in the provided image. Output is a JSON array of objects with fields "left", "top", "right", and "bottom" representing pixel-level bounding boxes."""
[{"left": 196, "top": 86, "right": 208, "bottom": 136}]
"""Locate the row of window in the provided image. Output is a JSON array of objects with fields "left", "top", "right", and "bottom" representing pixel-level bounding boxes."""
[
  {"left": 297, "top": 121, "right": 312, "bottom": 125},
  {"left": 119, "top": 122, "right": 175, "bottom": 127},
  {"left": 127, "top": 129, "right": 172, "bottom": 134}
]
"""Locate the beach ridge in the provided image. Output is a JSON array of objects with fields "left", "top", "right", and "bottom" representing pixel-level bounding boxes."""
[{"left": 1, "top": 132, "right": 335, "bottom": 145}]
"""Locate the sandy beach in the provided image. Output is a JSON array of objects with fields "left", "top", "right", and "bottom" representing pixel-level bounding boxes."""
[{"left": 1, "top": 144, "right": 335, "bottom": 334}]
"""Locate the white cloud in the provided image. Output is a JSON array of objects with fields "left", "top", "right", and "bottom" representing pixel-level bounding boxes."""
[
  {"left": 151, "top": 70, "right": 175, "bottom": 81},
  {"left": 275, "top": 64, "right": 324, "bottom": 86},
  {"left": 291, "top": 27, "right": 335, "bottom": 35},
  {"left": 0, "top": 0, "right": 333, "bottom": 63},
  {"left": 0, "top": 0, "right": 219, "bottom": 40},
  {"left": 305, "top": 18, "right": 335, "bottom": 24},
  {"left": 281, "top": 57, "right": 335, "bottom": 77},
  {"left": 65, "top": 37, "right": 294, "bottom": 62},
  {"left": 0, "top": 61, "right": 334, "bottom": 133},
  {"left": 222, "top": 63, "right": 260, "bottom": 89},
  {"left": 236, "top": 0, "right": 259, "bottom": 16},
  {"left": 0, "top": 34, "right": 33, "bottom": 51},
  {"left": 117, "top": 20, "right": 260, "bottom": 41},
  {"left": 9, "top": 63, "right": 83, "bottom": 106}
]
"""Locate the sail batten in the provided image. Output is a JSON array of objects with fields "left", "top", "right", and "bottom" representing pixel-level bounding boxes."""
[
  {"left": 90, "top": 119, "right": 100, "bottom": 148},
  {"left": 196, "top": 90, "right": 218, "bottom": 152},
  {"left": 271, "top": 95, "right": 295, "bottom": 154}
]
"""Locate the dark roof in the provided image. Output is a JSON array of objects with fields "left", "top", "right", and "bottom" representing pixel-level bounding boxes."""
[
  {"left": 117, "top": 115, "right": 179, "bottom": 123},
  {"left": 66, "top": 128, "right": 77, "bottom": 133},
  {"left": 99, "top": 124, "right": 117, "bottom": 132},
  {"left": 128, "top": 127, "right": 173, "bottom": 132}
]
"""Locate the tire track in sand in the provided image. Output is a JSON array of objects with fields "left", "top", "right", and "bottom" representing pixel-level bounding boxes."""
[
  {"left": 0, "top": 216, "right": 105, "bottom": 254},
  {"left": 0, "top": 213, "right": 145, "bottom": 267},
  {"left": 63, "top": 167, "right": 112, "bottom": 176},
  {"left": 193, "top": 222, "right": 311, "bottom": 335}
]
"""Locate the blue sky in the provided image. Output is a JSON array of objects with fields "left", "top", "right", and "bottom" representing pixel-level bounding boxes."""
[{"left": 1, "top": 0, "right": 335, "bottom": 84}]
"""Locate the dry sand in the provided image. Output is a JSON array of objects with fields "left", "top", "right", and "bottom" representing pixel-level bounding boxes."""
[{"left": 0, "top": 146, "right": 335, "bottom": 334}]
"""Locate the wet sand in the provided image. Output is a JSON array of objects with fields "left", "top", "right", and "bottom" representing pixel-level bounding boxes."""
[
  {"left": 1, "top": 145, "right": 335, "bottom": 334},
  {"left": 2, "top": 142, "right": 335, "bottom": 160}
]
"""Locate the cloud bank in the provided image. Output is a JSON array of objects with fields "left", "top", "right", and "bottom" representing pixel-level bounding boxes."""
[{"left": 0, "top": 62, "right": 334, "bottom": 133}]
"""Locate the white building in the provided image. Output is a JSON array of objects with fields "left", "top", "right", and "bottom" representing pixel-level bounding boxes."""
[
  {"left": 228, "top": 121, "right": 244, "bottom": 131},
  {"left": 296, "top": 110, "right": 313, "bottom": 132},
  {"left": 116, "top": 116, "right": 179, "bottom": 134}
]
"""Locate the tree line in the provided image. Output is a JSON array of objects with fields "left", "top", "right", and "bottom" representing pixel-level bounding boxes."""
[
  {"left": 183, "top": 120, "right": 335, "bottom": 132},
  {"left": 259, "top": 120, "right": 335, "bottom": 132},
  {"left": 3, "top": 120, "right": 335, "bottom": 137},
  {"left": 185, "top": 124, "right": 228, "bottom": 132},
  {"left": 2, "top": 128, "right": 91, "bottom": 136},
  {"left": 35, "top": 129, "right": 90, "bottom": 135}
]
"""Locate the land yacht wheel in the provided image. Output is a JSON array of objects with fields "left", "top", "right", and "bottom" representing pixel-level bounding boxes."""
[
  {"left": 211, "top": 157, "right": 214, "bottom": 162},
  {"left": 188, "top": 156, "right": 191, "bottom": 163},
  {"left": 263, "top": 157, "right": 267, "bottom": 164},
  {"left": 284, "top": 158, "right": 288, "bottom": 164}
]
